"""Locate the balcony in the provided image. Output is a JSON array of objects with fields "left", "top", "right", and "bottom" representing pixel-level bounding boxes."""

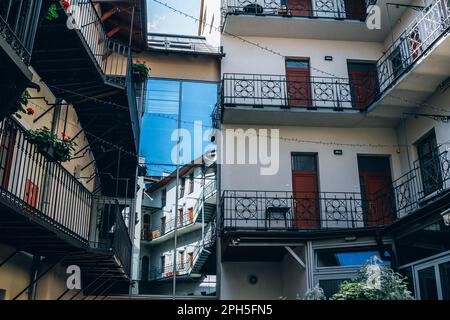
[
  {"left": 0, "top": 0, "right": 46, "bottom": 118},
  {"left": 145, "top": 220, "right": 217, "bottom": 282},
  {"left": 221, "top": 147, "right": 450, "bottom": 235},
  {"left": 369, "top": 0, "right": 450, "bottom": 118},
  {"left": 0, "top": 117, "right": 133, "bottom": 280},
  {"left": 142, "top": 180, "right": 217, "bottom": 243},
  {"left": 219, "top": 73, "right": 380, "bottom": 126},
  {"left": 221, "top": 0, "right": 414, "bottom": 41},
  {"left": 31, "top": 0, "right": 140, "bottom": 197}
]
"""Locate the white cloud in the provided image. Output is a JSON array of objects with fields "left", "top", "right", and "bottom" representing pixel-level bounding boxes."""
[{"left": 148, "top": 14, "right": 167, "bottom": 32}]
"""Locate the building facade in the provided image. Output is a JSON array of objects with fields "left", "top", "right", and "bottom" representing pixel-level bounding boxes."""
[
  {"left": 137, "top": 158, "right": 217, "bottom": 296},
  {"left": 216, "top": 0, "right": 450, "bottom": 299},
  {"left": 0, "top": 0, "right": 146, "bottom": 299}
]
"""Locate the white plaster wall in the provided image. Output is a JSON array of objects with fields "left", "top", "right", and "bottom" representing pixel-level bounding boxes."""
[
  {"left": 221, "top": 262, "right": 283, "bottom": 300},
  {"left": 221, "top": 36, "right": 384, "bottom": 78},
  {"left": 220, "top": 125, "right": 402, "bottom": 192}
]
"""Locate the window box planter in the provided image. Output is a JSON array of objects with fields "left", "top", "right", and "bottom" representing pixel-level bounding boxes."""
[
  {"left": 28, "top": 127, "right": 76, "bottom": 163},
  {"left": 132, "top": 62, "right": 150, "bottom": 83}
]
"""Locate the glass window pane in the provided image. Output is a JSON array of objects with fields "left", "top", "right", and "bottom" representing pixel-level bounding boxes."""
[
  {"left": 319, "top": 278, "right": 350, "bottom": 298},
  {"left": 418, "top": 266, "right": 438, "bottom": 300},
  {"left": 292, "top": 155, "right": 316, "bottom": 171},
  {"left": 317, "top": 250, "right": 390, "bottom": 267},
  {"left": 439, "top": 261, "right": 450, "bottom": 300},
  {"left": 286, "top": 60, "right": 309, "bottom": 69}
]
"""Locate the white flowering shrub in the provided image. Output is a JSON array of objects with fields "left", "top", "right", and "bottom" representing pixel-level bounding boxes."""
[{"left": 304, "top": 284, "right": 326, "bottom": 300}]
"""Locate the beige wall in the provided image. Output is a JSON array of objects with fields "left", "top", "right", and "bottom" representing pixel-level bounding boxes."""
[
  {"left": 133, "top": 52, "right": 221, "bottom": 82},
  {"left": 16, "top": 68, "right": 98, "bottom": 192},
  {"left": 0, "top": 243, "right": 84, "bottom": 300}
]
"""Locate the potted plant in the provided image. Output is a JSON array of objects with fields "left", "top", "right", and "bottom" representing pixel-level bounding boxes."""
[
  {"left": 46, "top": 1, "right": 71, "bottom": 21},
  {"left": 14, "top": 90, "right": 35, "bottom": 119},
  {"left": 132, "top": 60, "right": 150, "bottom": 83},
  {"left": 28, "top": 127, "right": 77, "bottom": 162}
]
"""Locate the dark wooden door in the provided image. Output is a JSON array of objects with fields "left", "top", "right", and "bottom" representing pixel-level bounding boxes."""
[
  {"left": 348, "top": 62, "right": 379, "bottom": 110},
  {"left": 286, "top": 59, "right": 311, "bottom": 108},
  {"left": 292, "top": 154, "right": 320, "bottom": 228},
  {"left": 358, "top": 156, "right": 394, "bottom": 226},
  {"left": 344, "top": 0, "right": 366, "bottom": 20},
  {"left": 286, "top": 0, "right": 312, "bottom": 16},
  {"left": 0, "top": 123, "right": 16, "bottom": 190},
  {"left": 417, "top": 131, "right": 442, "bottom": 196}
]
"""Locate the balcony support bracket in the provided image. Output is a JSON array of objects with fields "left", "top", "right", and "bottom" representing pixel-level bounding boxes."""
[{"left": 285, "top": 246, "right": 305, "bottom": 269}]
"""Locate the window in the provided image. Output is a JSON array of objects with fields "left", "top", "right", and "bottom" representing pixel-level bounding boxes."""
[
  {"left": 0, "top": 289, "right": 5, "bottom": 300},
  {"left": 161, "top": 255, "right": 166, "bottom": 273},
  {"left": 188, "top": 173, "right": 194, "bottom": 194},
  {"left": 416, "top": 130, "right": 442, "bottom": 196},
  {"left": 316, "top": 249, "right": 391, "bottom": 268},
  {"left": 291, "top": 154, "right": 316, "bottom": 171},
  {"left": 179, "top": 177, "right": 186, "bottom": 198},
  {"left": 179, "top": 251, "right": 185, "bottom": 270},
  {"left": 161, "top": 188, "right": 167, "bottom": 207},
  {"left": 319, "top": 278, "right": 351, "bottom": 298},
  {"left": 160, "top": 216, "right": 166, "bottom": 234}
]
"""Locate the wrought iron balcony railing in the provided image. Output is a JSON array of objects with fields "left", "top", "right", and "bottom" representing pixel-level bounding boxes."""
[
  {"left": 221, "top": 73, "right": 377, "bottom": 111},
  {"left": 0, "top": 116, "right": 92, "bottom": 242},
  {"left": 221, "top": 147, "right": 450, "bottom": 232},
  {"left": 0, "top": 0, "right": 43, "bottom": 64},
  {"left": 0, "top": 117, "right": 134, "bottom": 275},
  {"left": 375, "top": 0, "right": 450, "bottom": 99},
  {"left": 223, "top": 0, "right": 371, "bottom": 21},
  {"left": 61, "top": 0, "right": 130, "bottom": 88}
]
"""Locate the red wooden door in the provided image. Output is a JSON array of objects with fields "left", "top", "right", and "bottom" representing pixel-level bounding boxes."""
[
  {"left": 409, "top": 26, "right": 422, "bottom": 60},
  {"left": 344, "top": 0, "right": 366, "bottom": 20},
  {"left": 348, "top": 62, "right": 379, "bottom": 110},
  {"left": 292, "top": 154, "right": 320, "bottom": 228},
  {"left": 286, "top": 0, "right": 312, "bottom": 16},
  {"left": 360, "top": 173, "right": 393, "bottom": 226},
  {"left": 25, "top": 179, "right": 39, "bottom": 208},
  {"left": 286, "top": 59, "right": 311, "bottom": 108}
]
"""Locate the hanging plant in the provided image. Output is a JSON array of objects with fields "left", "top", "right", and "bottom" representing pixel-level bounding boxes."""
[
  {"left": 15, "top": 90, "right": 34, "bottom": 119},
  {"left": 46, "top": 4, "right": 59, "bottom": 21},
  {"left": 28, "top": 127, "right": 77, "bottom": 162},
  {"left": 46, "top": 1, "right": 71, "bottom": 21},
  {"left": 132, "top": 61, "right": 150, "bottom": 82}
]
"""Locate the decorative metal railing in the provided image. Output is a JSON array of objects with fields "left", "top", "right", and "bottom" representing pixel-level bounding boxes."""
[
  {"left": 91, "top": 197, "right": 133, "bottom": 276},
  {"left": 0, "top": 0, "right": 43, "bottom": 64},
  {"left": 0, "top": 116, "right": 92, "bottom": 242},
  {"left": 372, "top": 0, "right": 450, "bottom": 103},
  {"left": 142, "top": 209, "right": 197, "bottom": 241},
  {"left": 221, "top": 146, "right": 450, "bottom": 232},
  {"left": 62, "top": 0, "right": 130, "bottom": 88},
  {"left": 222, "top": 73, "right": 377, "bottom": 110},
  {"left": 223, "top": 0, "right": 370, "bottom": 20},
  {"left": 146, "top": 219, "right": 216, "bottom": 281}
]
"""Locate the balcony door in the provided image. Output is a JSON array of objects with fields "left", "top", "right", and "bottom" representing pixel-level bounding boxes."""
[
  {"left": 0, "top": 122, "right": 16, "bottom": 190},
  {"left": 292, "top": 154, "right": 320, "bottom": 229},
  {"left": 344, "top": 0, "right": 366, "bottom": 20},
  {"left": 416, "top": 130, "right": 442, "bottom": 197},
  {"left": 286, "top": 0, "right": 312, "bottom": 17},
  {"left": 358, "top": 156, "right": 394, "bottom": 226},
  {"left": 348, "top": 62, "right": 379, "bottom": 110},
  {"left": 286, "top": 59, "right": 311, "bottom": 108}
]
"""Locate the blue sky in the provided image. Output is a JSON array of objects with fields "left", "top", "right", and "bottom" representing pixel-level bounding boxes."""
[{"left": 147, "top": 0, "right": 201, "bottom": 35}]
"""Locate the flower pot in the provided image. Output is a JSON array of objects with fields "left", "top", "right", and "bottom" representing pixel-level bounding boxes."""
[
  {"left": 132, "top": 71, "right": 147, "bottom": 83},
  {"left": 36, "top": 144, "right": 57, "bottom": 162}
]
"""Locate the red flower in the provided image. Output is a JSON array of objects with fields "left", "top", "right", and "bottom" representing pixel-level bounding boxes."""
[
  {"left": 61, "top": 0, "right": 71, "bottom": 8},
  {"left": 64, "top": 136, "right": 71, "bottom": 142},
  {"left": 26, "top": 107, "right": 35, "bottom": 115}
]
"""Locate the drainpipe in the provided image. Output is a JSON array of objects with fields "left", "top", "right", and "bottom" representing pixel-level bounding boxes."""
[{"left": 28, "top": 256, "right": 42, "bottom": 300}]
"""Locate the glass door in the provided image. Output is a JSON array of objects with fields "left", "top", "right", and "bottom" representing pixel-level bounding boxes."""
[{"left": 414, "top": 254, "right": 450, "bottom": 300}]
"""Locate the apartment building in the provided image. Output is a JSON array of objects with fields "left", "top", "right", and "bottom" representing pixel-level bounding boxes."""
[
  {"left": 137, "top": 157, "right": 217, "bottom": 296},
  {"left": 216, "top": 0, "right": 450, "bottom": 299},
  {"left": 0, "top": 0, "right": 146, "bottom": 299},
  {"left": 129, "top": 33, "right": 223, "bottom": 297}
]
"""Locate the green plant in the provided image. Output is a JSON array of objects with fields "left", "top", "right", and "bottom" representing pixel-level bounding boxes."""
[
  {"left": 330, "top": 258, "right": 414, "bottom": 300},
  {"left": 304, "top": 284, "right": 326, "bottom": 300},
  {"left": 132, "top": 61, "right": 150, "bottom": 81},
  {"left": 28, "top": 127, "right": 77, "bottom": 162},
  {"left": 46, "top": 4, "right": 59, "bottom": 21},
  {"left": 15, "top": 90, "right": 31, "bottom": 118}
]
